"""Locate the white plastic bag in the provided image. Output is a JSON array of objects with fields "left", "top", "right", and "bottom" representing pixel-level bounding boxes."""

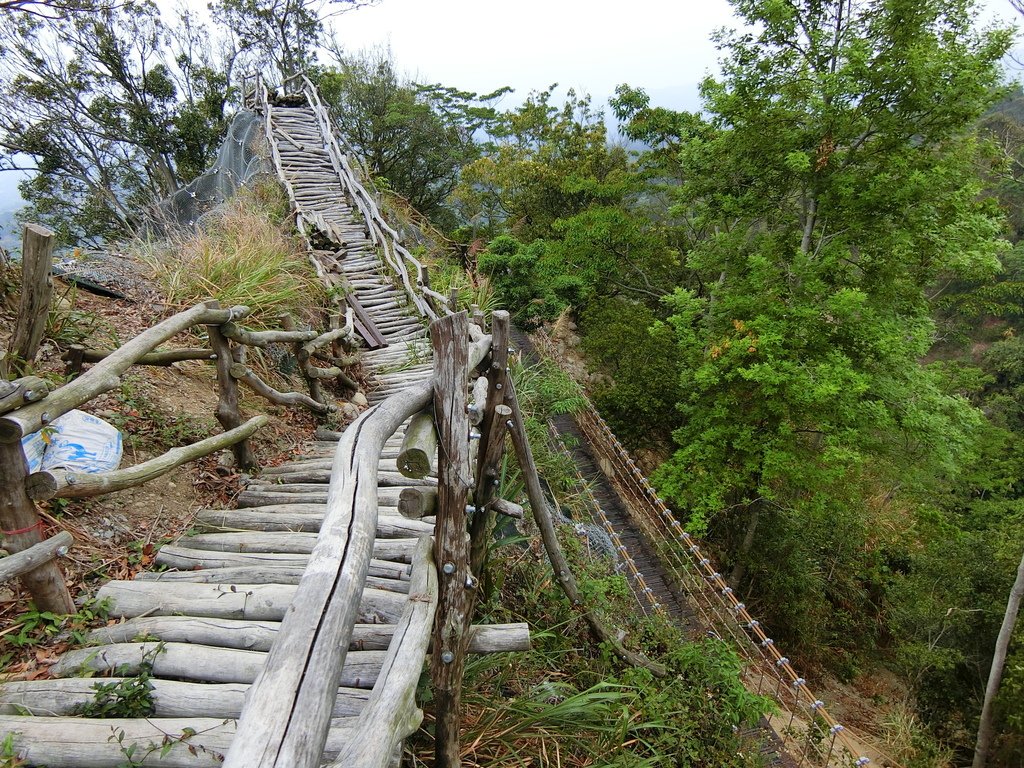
[
  {"left": 38, "top": 409, "right": 123, "bottom": 473},
  {"left": 20, "top": 430, "right": 46, "bottom": 474}
]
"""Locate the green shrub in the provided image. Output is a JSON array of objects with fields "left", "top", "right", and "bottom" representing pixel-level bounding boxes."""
[{"left": 136, "top": 180, "right": 323, "bottom": 328}]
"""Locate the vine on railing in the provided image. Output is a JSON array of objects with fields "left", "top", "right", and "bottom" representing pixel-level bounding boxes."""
[{"left": 530, "top": 329, "right": 884, "bottom": 768}]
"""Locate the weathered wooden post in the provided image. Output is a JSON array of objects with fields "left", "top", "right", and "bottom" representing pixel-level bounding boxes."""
[
  {"left": 281, "top": 313, "right": 324, "bottom": 405},
  {"left": 430, "top": 311, "right": 473, "bottom": 768},
  {"left": 205, "top": 300, "right": 257, "bottom": 469},
  {"left": 469, "top": 310, "right": 510, "bottom": 576},
  {"left": 470, "top": 304, "right": 485, "bottom": 331},
  {"left": 503, "top": 375, "right": 667, "bottom": 678},
  {"left": 0, "top": 435, "right": 75, "bottom": 613},
  {"left": 8, "top": 223, "right": 55, "bottom": 375}
]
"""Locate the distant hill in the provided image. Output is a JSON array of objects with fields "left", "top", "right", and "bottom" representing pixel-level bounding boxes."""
[
  {"left": 0, "top": 208, "right": 21, "bottom": 255},
  {"left": 985, "top": 85, "right": 1024, "bottom": 123}
]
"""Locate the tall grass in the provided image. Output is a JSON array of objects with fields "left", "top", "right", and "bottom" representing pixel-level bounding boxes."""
[{"left": 136, "top": 180, "right": 324, "bottom": 328}]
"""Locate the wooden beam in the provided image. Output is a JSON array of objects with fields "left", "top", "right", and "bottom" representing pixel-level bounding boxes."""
[
  {"left": 430, "top": 311, "right": 473, "bottom": 768},
  {"left": 0, "top": 376, "right": 48, "bottom": 417},
  {"left": 329, "top": 536, "right": 438, "bottom": 767},
  {"left": 8, "top": 223, "right": 54, "bottom": 375},
  {"left": 230, "top": 364, "right": 335, "bottom": 414},
  {"left": 223, "top": 384, "right": 435, "bottom": 768},
  {"left": 206, "top": 301, "right": 257, "bottom": 469},
  {"left": 489, "top": 498, "right": 524, "bottom": 520},
  {"left": 396, "top": 411, "right": 437, "bottom": 479},
  {"left": 0, "top": 530, "right": 72, "bottom": 583},
  {"left": 398, "top": 487, "right": 437, "bottom": 519},
  {"left": 66, "top": 346, "right": 217, "bottom": 366},
  {"left": 25, "top": 416, "right": 269, "bottom": 500},
  {"left": 0, "top": 441, "right": 74, "bottom": 613},
  {"left": 470, "top": 310, "right": 511, "bottom": 577},
  {"left": 0, "top": 302, "right": 248, "bottom": 443}
]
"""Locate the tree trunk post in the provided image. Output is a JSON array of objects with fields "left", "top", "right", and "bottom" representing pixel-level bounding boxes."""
[
  {"left": 282, "top": 313, "right": 324, "bottom": 405},
  {"left": 469, "top": 310, "right": 509, "bottom": 577},
  {"left": 430, "top": 311, "right": 472, "bottom": 768},
  {"left": 205, "top": 301, "right": 256, "bottom": 469},
  {"left": 973, "top": 545, "right": 1024, "bottom": 768},
  {"left": 9, "top": 223, "right": 55, "bottom": 375},
  {"left": 0, "top": 440, "right": 74, "bottom": 613},
  {"left": 504, "top": 376, "right": 667, "bottom": 678}
]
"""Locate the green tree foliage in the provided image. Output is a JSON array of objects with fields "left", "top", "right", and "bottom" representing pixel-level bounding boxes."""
[
  {"left": 315, "top": 50, "right": 508, "bottom": 227},
  {"left": 0, "top": 0, "right": 236, "bottom": 242},
  {"left": 619, "top": 0, "right": 1012, "bottom": 658},
  {"left": 467, "top": 87, "right": 681, "bottom": 338},
  {"left": 211, "top": 0, "right": 370, "bottom": 80},
  {"left": 882, "top": 342, "right": 1024, "bottom": 757},
  {"left": 454, "top": 86, "right": 631, "bottom": 241},
  {"left": 579, "top": 299, "right": 683, "bottom": 447}
]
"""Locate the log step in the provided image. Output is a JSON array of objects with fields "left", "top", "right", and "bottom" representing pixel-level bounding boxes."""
[
  {"left": 0, "top": 678, "right": 369, "bottom": 719},
  {"left": 50, "top": 641, "right": 387, "bottom": 688},
  {"left": 96, "top": 580, "right": 406, "bottom": 623},
  {"left": 0, "top": 715, "right": 356, "bottom": 767}
]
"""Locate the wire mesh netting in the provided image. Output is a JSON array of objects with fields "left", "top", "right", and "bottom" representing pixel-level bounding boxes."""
[{"left": 151, "top": 110, "right": 269, "bottom": 232}]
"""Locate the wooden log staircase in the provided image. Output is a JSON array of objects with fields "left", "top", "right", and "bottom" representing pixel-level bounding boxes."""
[
  {"left": 0, "top": 72, "right": 881, "bottom": 768},
  {"left": 0, "top": 75, "right": 526, "bottom": 767}
]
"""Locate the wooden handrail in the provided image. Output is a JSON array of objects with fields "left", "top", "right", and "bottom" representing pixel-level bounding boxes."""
[
  {"left": 0, "top": 302, "right": 249, "bottom": 443},
  {"left": 25, "top": 416, "right": 269, "bottom": 500},
  {"left": 0, "top": 531, "right": 72, "bottom": 584},
  {"left": 224, "top": 325, "right": 491, "bottom": 768},
  {"left": 328, "top": 536, "right": 439, "bottom": 767}
]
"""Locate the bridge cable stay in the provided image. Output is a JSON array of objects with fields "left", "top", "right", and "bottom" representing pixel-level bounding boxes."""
[{"left": 529, "top": 329, "right": 890, "bottom": 768}]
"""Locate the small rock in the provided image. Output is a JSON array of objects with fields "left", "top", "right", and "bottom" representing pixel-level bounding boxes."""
[
  {"left": 352, "top": 392, "right": 368, "bottom": 408},
  {"left": 341, "top": 402, "right": 360, "bottom": 421},
  {"left": 218, "top": 450, "right": 236, "bottom": 469}
]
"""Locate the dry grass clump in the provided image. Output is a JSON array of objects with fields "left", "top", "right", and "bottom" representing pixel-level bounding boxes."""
[{"left": 137, "top": 180, "right": 324, "bottom": 328}]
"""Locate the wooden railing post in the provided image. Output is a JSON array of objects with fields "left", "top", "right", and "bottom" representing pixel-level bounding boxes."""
[
  {"left": 205, "top": 300, "right": 257, "bottom": 469},
  {"left": 431, "top": 311, "right": 473, "bottom": 768},
  {"left": 504, "top": 375, "right": 667, "bottom": 678},
  {"left": 469, "top": 310, "right": 510, "bottom": 577},
  {"left": 0, "top": 441, "right": 74, "bottom": 614},
  {"left": 8, "top": 223, "right": 55, "bottom": 376}
]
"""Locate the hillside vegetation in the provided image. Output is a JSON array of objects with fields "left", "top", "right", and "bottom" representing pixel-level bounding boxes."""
[{"left": 2, "top": 0, "right": 1024, "bottom": 765}]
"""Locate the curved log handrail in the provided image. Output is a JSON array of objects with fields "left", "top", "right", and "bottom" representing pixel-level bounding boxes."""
[
  {"left": 0, "top": 302, "right": 249, "bottom": 443},
  {"left": 224, "top": 329, "right": 491, "bottom": 768}
]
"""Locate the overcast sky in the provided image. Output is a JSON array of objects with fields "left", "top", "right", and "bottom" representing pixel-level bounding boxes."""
[
  {"left": 326, "top": 0, "right": 740, "bottom": 113},
  {"left": 0, "top": 0, "right": 1021, "bottom": 213},
  {"left": 326, "top": 0, "right": 1022, "bottom": 110}
]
